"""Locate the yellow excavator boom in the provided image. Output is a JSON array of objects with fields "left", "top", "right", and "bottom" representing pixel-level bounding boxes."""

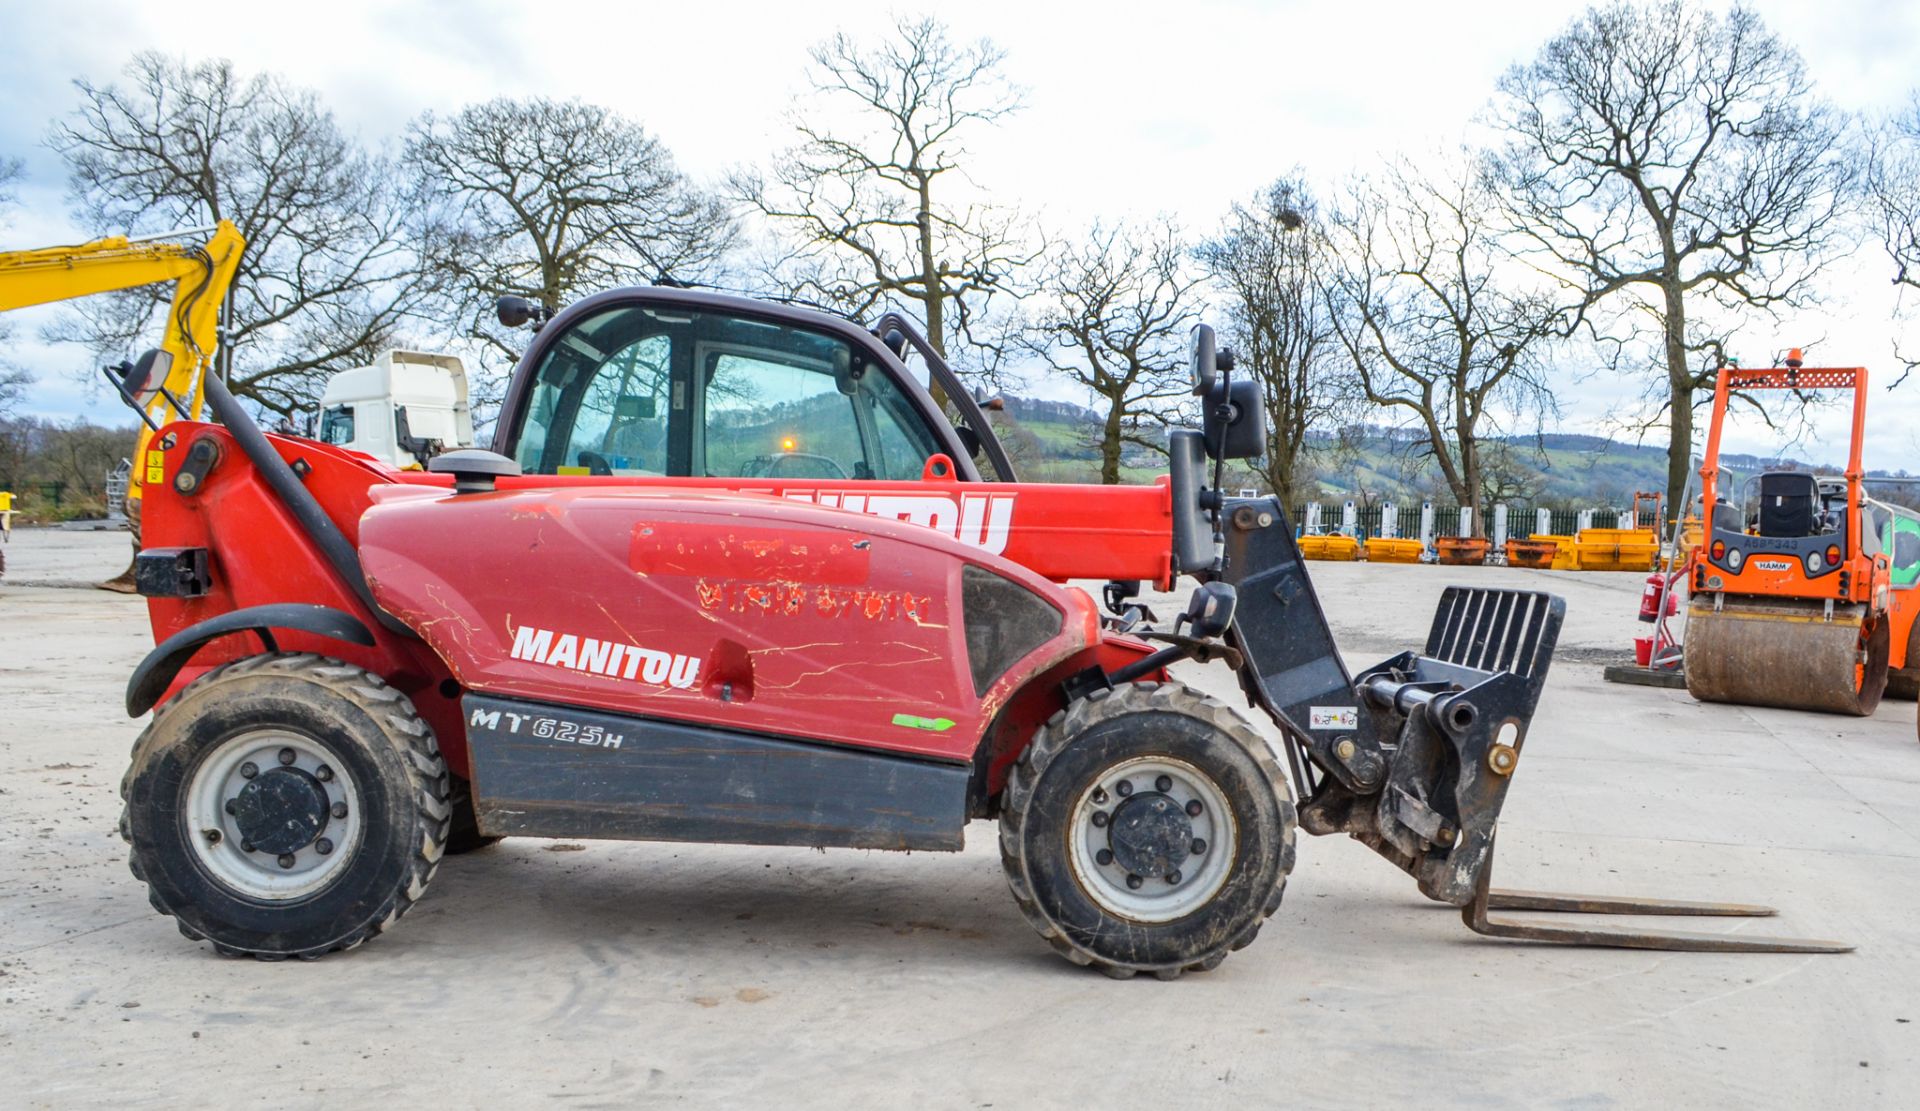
[{"left": 0, "top": 221, "right": 246, "bottom": 506}]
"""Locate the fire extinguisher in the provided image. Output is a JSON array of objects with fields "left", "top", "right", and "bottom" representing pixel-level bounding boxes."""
[{"left": 1638, "top": 570, "right": 1680, "bottom": 623}]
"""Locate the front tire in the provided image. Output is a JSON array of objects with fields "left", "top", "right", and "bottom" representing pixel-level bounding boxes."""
[
  {"left": 998, "top": 681, "right": 1296, "bottom": 979},
  {"left": 120, "top": 653, "right": 450, "bottom": 959}
]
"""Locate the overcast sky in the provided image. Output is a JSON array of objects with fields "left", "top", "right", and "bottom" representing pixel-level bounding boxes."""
[{"left": 4, "top": 0, "right": 1918, "bottom": 471}]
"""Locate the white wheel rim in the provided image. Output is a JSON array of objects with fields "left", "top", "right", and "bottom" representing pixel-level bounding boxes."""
[
  {"left": 183, "top": 730, "right": 364, "bottom": 901},
  {"left": 1066, "top": 756, "right": 1237, "bottom": 923}
]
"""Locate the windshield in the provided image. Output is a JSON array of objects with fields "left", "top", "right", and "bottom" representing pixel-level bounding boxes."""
[{"left": 511, "top": 305, "right": 942, "bottom": 482}]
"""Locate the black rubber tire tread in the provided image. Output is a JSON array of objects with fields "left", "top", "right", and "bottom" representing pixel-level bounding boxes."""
[
  {"left": 998, "top": 680, "right": 1296, "bottom": 979},
  {"left": 1888, "top": 621, "right": 1920, "bottom": 702},
  {"left": 444, "top": 776, "right": 503, "bottom": 854},
  {"left": 119, "top": 652, "right": 450, "bottom": 959}
]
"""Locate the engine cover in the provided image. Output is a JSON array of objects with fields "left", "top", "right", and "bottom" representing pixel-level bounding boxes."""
[{"left": 358, "top": 485, "right": 1096, "bottom": 764}]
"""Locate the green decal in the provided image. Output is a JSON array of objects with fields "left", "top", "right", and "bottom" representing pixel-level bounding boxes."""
[{"left": 891, "top": 713, "right": 956, "bottom": 732}]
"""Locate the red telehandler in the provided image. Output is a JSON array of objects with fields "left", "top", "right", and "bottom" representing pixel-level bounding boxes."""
[{"left": 112, "top": 288, "right": 1846, "bottom": 974}]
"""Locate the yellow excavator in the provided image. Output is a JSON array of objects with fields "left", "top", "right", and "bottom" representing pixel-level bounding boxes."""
[{"left": 0, "top": 221, "right": 245, "bottom": 583}]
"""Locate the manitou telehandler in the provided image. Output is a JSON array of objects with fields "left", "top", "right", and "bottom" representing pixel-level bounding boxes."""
[
  {"left": 1685, "top": 353, "right": 1920, "bottom": 717},
  {"left": 111, "top": 288, "right": 1846, "bottom": 975}
]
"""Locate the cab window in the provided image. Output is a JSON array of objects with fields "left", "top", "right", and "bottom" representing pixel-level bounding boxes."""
[
  {"left": 511, "top": 304, "right": 942, "bottom": 481},
  {"left": 319, "top": 405, "right": 355, "bottom": 446}
]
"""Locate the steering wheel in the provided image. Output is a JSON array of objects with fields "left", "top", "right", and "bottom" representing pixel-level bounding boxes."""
[
  {"left": 768, "top": 452, "right": 848, "bottom": 480},
  {"left": 577, "top": 451, "right": 613, "bottom": 476}
]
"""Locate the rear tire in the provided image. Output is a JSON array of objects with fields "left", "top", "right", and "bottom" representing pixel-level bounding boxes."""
[
  {"left": 998, "top": 681, "right": 1296, "bottom": 979},
  {"left": 120, "top": 653, "right": 450, "bottom": 959}
]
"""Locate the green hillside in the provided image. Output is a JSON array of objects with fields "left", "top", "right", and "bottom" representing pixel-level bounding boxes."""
[{"left": 987, "top": 398, "right": 1918, "bottom": 509}]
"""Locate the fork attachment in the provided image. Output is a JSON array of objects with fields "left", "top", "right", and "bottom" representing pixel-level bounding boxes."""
[
  {"left": 1218, "top": 502, "right": 1851, "bottom": 953},
  {"left": 1462, "top": 831, "right": 1851, "bottom": 953}
]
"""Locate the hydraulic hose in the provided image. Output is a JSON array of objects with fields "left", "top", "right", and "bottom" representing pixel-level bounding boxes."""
[{"left": 199, "top": 372, "right": 418, "bottom": 639}]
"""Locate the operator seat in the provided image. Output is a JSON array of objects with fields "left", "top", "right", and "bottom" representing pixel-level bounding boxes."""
[{"left": 1756, "top": 472, "right": 1820, "bottom": 537}]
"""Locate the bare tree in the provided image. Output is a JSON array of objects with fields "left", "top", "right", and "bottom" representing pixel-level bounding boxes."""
[
  {"left": 1195, "top": 177, "right": 1339, "bottom": 507},
  {"left": 1869, "top": 94, "right": 1920, "bottom": 386},
  {"left": 0, "top": 157, "right": 28, "bottom": 420},
  {"left": 1324, "top": 157, "right": 1563, "bottom": 532},
  {"left": 735, "top": 17, "right": 1036, "bottom": 386},
  {"left": 49, "top": 53, "right": 437, "bottom": 417},
  {"left": 1485, "top": 1, "right": 1854, "bottom": 521},
  {"left": 407, "top": 97, "right": 733, "bottom": 399},
  {"left": 1020, "top": 220, "right": 1199, "bottom": 483}
]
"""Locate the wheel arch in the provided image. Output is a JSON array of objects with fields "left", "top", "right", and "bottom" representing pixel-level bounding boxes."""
[{"left": 126, "top": 603, "right": 374, "bottom": 717}]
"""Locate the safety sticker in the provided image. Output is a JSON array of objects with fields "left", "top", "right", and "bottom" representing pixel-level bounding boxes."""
[
  {"left": 891, "top": 713, "right": 956, "bottom": 732},
  {"left": 1308, "top": 706, "right": 1358, "bottom": 731}
]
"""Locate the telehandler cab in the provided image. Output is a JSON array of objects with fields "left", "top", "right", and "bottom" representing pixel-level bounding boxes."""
[{"left": 114, "top": 287, "right": 1847, "bottom": 975}]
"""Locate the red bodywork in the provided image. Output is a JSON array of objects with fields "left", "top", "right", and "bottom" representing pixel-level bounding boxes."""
[{"left": 140, "top": 424, "right": 1166, "bottom": 791}]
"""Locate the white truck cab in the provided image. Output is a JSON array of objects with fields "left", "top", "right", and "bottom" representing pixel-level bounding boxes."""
[{"left": 316, "top": 350, "right": 474, "bottom": 469}]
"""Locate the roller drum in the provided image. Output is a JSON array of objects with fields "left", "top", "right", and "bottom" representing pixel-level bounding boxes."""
[{"left": 1684, "top": 597, "right": 1890, "bottom": 716}]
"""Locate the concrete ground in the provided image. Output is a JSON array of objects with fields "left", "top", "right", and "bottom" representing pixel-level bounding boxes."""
[{"left": 2, "top": 528, "right": 1917, "bottom": 1108}]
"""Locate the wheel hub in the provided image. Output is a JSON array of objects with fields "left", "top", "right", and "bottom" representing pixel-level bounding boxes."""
[
  {"left": 231, "top": 767, "right": 330, "bottom": 856},
  {"left": 185, "top": 731, "right": 364, "bottom": 901},
  {"left": 1107, "top": 793, "right": 1193, "bottom": 879},
  {"left": 1067, "top": 756, "right": 1238, "bottom": 924}
]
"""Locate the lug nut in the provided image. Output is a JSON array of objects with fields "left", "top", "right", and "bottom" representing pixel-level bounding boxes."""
[
  {"left": 1125, "top": 874, "right": 1144, "bottom": 890},
  {"left": 1185, "top": 799, "right": 1203, "bottom": 818},
  {"left": 1096, "top": 849, "right": 1114, "bottom": 866},
  {"left": 315, "top": 765, "right": 333, "bottom": 783},
  {"left": 1165, "top": 871, "right": 1182, "bottom": 885},
  {"left": 331, "top": 802, "right": 348, "bottom": 819},
  {"left": 1115, "top": 781, "right": 1133, "bottom": 798},
  {"left": 240, "top": 762, "right": 258, "bottom": 780},
  {"left": 1154, "top": 775, "right": 1173, "bottom": 793},
  {"left": 1091, "top": 811, "right": 1109, "bottom": 828},
  {"left": 241, "top": 841, "right": 256, "bottom": 853},
  {"left": 277, "top": 854, "right": 297, "bottom": 869},
  {"left": 1191, "top": 838, "right": 1207, "bottom": 855},
  {"left": 278, "top": 748, "right": 297, "bottom": 766},
  {"left": 1092, "top": 788, "right": 1108, "bottom": 805},
  {"left": 315, "top": 838, "right": 334, "bottom": 856},
  {"left": 202, "top": 828, "right": 222, "bottom": 844}
]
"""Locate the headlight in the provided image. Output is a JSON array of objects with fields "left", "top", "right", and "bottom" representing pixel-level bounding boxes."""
[
  {"left": 1727, "top": 548, "right": 1743, "bottom": 571},
  {"left": 1806, "top": 551, "right": 1823, "bottom": 573}
]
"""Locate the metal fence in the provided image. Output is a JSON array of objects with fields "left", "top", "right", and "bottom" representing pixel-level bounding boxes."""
[{"left": 1289, "top": 502, "right": 1660, "bottom": 540}]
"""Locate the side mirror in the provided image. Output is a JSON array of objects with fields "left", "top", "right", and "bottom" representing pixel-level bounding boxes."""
[
  {"left": 120, "top": 349, "right": 173, "bottom": 408},
  {"left": 1201, "top": 378, "right": 1265, "bottom": 461},
  {"left": 955, "top": 424, "right": 982, "bottom": 459},
  {"left": 1188, "top": 324, "right": 1217, "bottom": 395},
  {"left": 496, "top": 295, "right": 554, "bottom": 330},
  {"left": 1188, "top": 323, "right": 1237, "bottom": 396}
]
